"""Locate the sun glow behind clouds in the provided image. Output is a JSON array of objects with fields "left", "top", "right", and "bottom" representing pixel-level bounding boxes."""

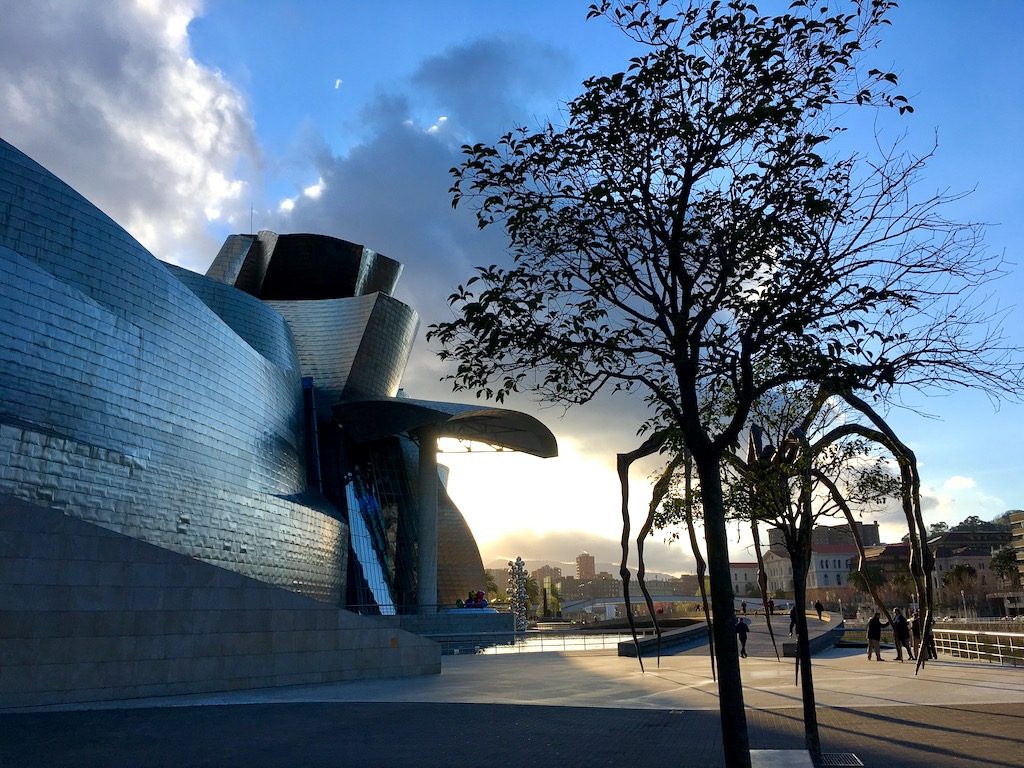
[{"left": 440, "top": 434, "right": 657, "bottom": 547}]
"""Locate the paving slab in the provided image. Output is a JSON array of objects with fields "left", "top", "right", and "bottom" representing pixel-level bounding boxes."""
[{"left": 3, "top": 631, "right": 1023, "bottom": 767}]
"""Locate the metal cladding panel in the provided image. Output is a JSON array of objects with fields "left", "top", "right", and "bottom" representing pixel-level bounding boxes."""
[
  {"left": 167, "top": 264, "right": 301, "bottom": 374},
  {"left": 268, "top": 295, "right": 376, "bottom": 402},
  {"left": 268, "top": 293, "right": 417, "bottom": 403},
  {"left": 258, "top": 233, "right": 401, "bottom": 301},
  {"left": 204, "top": 234, "right": 257, "bottom": 288},
  {"left": 345, "top": 294, "right": 419, "bottom": 400},
  {"left": 0, "top": 139, "right": 347, "bottom": 603},
  {"left": 354, "top": 247, "right": 402, "bottom": 297}
]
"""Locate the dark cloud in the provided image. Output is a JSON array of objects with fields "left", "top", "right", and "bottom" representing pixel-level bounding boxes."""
[
  {"left": 277, "top": 36, "right": 653, "bottom": 448},
  {"left": 411, "top": 37, "right": 572, "bottom": 141}
]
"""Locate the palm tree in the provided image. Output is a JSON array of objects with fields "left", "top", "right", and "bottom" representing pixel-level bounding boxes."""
[
  {"left": 990, "top": 548, "right": 1020, "bottom": 589},
  {"left": 942, "top": 563, "right": 978, "bottom": 591},
  {"left": 484, "top": 569, "right": 501, "bottom": 603},
  {"left": 525, "top": 575, "right": 540, "bottom": 616}
]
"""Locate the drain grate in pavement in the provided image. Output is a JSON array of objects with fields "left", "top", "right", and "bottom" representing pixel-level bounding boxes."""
[{"left": 819, "top": 754, "right": 863, "bottom": 767}]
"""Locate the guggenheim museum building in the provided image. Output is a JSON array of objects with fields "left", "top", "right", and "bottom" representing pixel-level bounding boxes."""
[{"left": 0, "top": 138, "right": 556, "bottom": 707}]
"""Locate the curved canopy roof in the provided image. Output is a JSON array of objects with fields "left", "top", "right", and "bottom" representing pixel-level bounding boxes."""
[{"left": 333, "top": 397, "right": 558, "bottom": 458}]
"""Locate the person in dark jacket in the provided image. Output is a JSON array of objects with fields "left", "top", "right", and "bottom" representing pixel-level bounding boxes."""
[
  {"left": 892, "top": 607, "right": 914, "bottom": 661},
  {"left": 814, "top": 600, "right": 824, "bottom": 621},
  {"left": 789, "top": 604, "right": 798, "bottom": 636},
  {"left": 735, "top": 617, "right": 750, "bottom": 658},
  {"left": 867, "top": 612, "right": 890, "bottom": 661}
]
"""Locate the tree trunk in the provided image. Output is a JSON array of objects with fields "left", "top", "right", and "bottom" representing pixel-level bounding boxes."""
[
  {"left": 790, "top": 543, "right": 821, "bottom": 760},
  {"left": 694, "top": 452, "right": 751, "bottom": 768},
  {"left": 684, "top": 450, "right": 717, "bottom": 681}
]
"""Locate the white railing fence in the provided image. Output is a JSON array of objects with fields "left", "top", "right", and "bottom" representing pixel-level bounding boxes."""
[{"left": 932, "top": 629, "right": 1024, "bottom": 666}]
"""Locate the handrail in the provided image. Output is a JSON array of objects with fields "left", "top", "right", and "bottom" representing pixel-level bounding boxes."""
[{"left": 932, "top": 628, "right": 1024, "bottom": 667}]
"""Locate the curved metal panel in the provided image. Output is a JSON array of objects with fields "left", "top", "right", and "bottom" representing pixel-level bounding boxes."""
[
  {"left": 334, "top": 397, "right": 559, "bottom": 458},
  {"left": 0, "top": 138, "right": 346, "bottom": 603},
  {"left": 204, "top": 233, "right": 257, "bottom": 288},
  {"left": 269, "top": 293, "right": 418, "bottom": 403},
  {"left": 168, "top": 264, "right": 301, "bottom": 373},
  {"left": 258, "top": 233, "right": 402, "bottom": 300}
]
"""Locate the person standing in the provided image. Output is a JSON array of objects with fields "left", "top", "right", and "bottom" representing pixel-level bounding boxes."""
[
  {"left": 867, "top": 611, "right": 890, "bottom": 661},
  {"left": 892, "top": 607, "right": 914, "bottom": 661},
  {"left": 814, "top": 600, "right": 824, "bottom": 621},
  {"left": 789, "top": 604, "right": 798, "bottom": 636},
  {"left": 767, "top": 598, "right": 775, "bottom": 615},
  {"left": 741, "top": 601, "right": 747, "bottom": 615},
  {"left": 735, "top": 617, "right": 750, "bottom": 658}
]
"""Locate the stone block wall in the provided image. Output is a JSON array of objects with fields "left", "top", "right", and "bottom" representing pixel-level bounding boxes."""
[{"left": 0, "top": 498, "right": 439, "bottom": 709}]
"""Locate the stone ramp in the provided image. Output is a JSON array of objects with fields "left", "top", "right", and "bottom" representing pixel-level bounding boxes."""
[{"left": 659, "top": 611, "right": 844, "bottom": 658}]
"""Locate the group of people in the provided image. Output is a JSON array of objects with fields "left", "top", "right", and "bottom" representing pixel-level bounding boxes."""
[
  {"left": 733, "top": 602, "right": 939, "bottom": 663},
  {"left": 866, "top": 607, "right": 937, "bottom": 662}
]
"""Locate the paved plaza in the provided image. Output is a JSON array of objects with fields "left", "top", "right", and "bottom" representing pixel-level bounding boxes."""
[{"left": 3, "top": 616, "right": 1023, "bottom": 767}]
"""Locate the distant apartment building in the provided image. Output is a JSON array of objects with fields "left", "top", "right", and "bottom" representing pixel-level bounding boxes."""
[
  {"left": 764, "top": 549, "right": 793, "bottom": 595},
  {"left": 643, "top": 575, "right": 699, "bottom": 596},
  {"left": 532, "top": 564, "right": 562, "bottom": 588},
  {"left": 576, "top": 551, "right": 596, "bottom": 581},
  {"left": 730, "top": 562, "right": 758, "bottom": 596},
  {"left": 860, "top": 542, "right": 911, "bottom": 584},
  {"left": 588, "top": 572, "right": 620, "bottom": 598},
  {"left": 532, "top": 565, "right": 565, "bottom": 581},
  {"left": 807, "top": 544, "right": 857, "bottom": 590},
  {"left": 763, "top": 544, "right": 856, "bottom": 601},
  {"left": 557, "top": 575, "right": 584, "bottom": 602},
  {"left": 767, "top": 520, "right": 879, "bottom": 552},
  {"left": 1012, "top": 510, "right": 1024, "bottom": 581},
  {"left": 933, "top": 546, "right": 996, "bottom": 591},
  {"left": 930, "top": 526, "right": 1011, "bottom": 551}
]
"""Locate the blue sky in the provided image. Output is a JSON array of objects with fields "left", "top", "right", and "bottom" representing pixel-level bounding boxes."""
[{"left": 1, "top": 1, "right": 1022, "bottom": 573}]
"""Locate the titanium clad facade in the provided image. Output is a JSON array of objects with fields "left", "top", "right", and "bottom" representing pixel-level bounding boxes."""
[
  {"left": 268, "top": 293, "right": 418, "bottom": 403},
  {"left": 0, "top": 138, "right": 347, "bottom": 603},
  {"left": 0, "top": 137, "right": 537, "bottom": 618}
]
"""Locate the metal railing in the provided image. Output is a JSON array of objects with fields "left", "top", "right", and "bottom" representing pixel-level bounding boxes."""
[{"left": 932, "top": 628, "right": 1024, "bottom": 666}]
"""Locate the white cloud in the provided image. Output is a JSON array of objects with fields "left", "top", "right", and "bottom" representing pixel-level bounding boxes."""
[
  {"left": 426, "top": 115, "right": 448, "bottom": 135},
  {"left": 0, "top": 0, "right": 257, "bottom": 271},
  {"left": 278, "top": 197, "right": 296, "bottom": 213},
  {"left": 943, "top": 475, "right": 976, "bottom": 490},
  {"left": 303, "top": 177, "right": 325, "bottom": 199}
]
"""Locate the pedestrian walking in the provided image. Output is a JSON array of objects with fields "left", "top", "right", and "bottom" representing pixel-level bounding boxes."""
[
  {"left": 788, "top": 604, "right": 798, "bottom": 636},
  {"left": 814, "top": 600, "right": 824, "bottom": 621},
  {"left": 767, "top": 598, "right": 775, "bottom": 615},
  {"left": 735, "top": 617, "right": 750, "bottom": 658},
  {"left": 866, "top": 611, "right": 890, "bottom": 661},
  {"left": 741, "top": 601, "right": 747, "bottom": 615},
  {"left": 892, "top": 607, "right": 914, "bottom": 661}
]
